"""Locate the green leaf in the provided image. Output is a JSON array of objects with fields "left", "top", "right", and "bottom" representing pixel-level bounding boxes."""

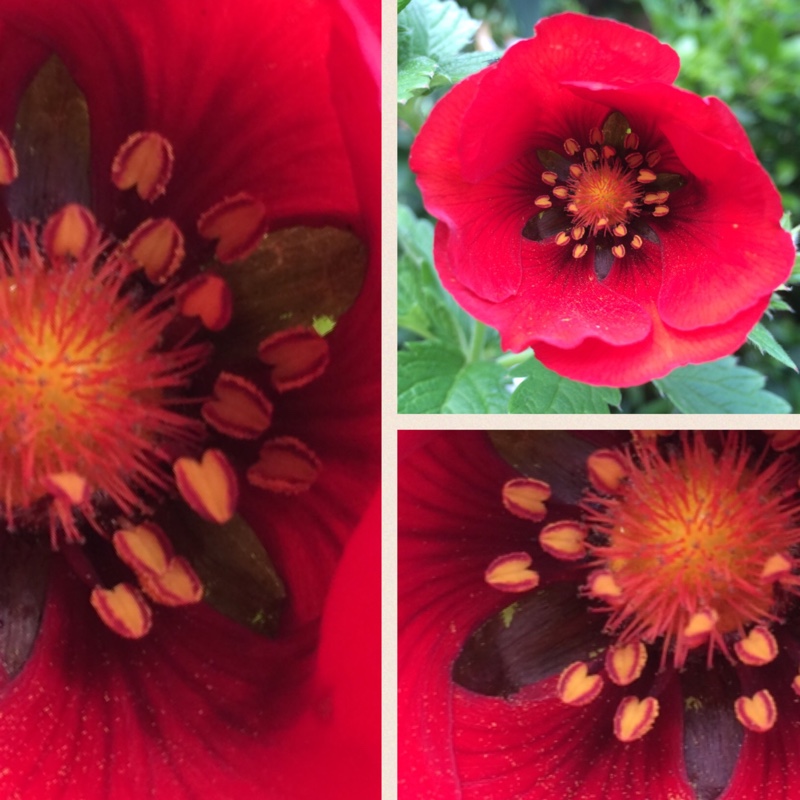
[
  {"left": 433, "top": 52, "right": 499, "bottom": 84},
  {"left": 747, "top": 322, "right": 798, "bottom": 371},
  {"left": 398, "top": 55, "right": 438, "bottom": 103},
  {"left": 398, "top": 203, "right": 434, "bottom": 265},
  {"left": 508, "top": 358, "right": 621, "bottom": 413},
  {"left": 398, "top": 0, "right": 480, "bottom": 62},
  {"left": 654, "top": 357, "right": 791, "bottom": 413},
  {"left": 398, "top": 340, "right": 510, "bottom": 413},
  {"left": 398, "top": 0, "right": 412, "bottom": 11}
]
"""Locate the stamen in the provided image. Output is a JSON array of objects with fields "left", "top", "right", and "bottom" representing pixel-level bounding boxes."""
[
  {"left": 42, "top": 203, "right": 97, "bottom": 260},
  {"left": 572, "top": 243, "right": 588, "bottom": 259},
  {"left": 637, "top": 169, "right": 657, "bottom": 184},
  {"left": 43, "top": 472, "right": 89, "bottom": 506},
  {"left": 90, "top": 583, "right": 153, "bottom": 639},
  {"left": 571, "top": 226, "right": 586, "bottom": 240},
  {"left": 501, "top": 477, "right": 551, "bottom": 521},
  {"left": 589, "top": 127, "right": 603, "bottom": 145},
  {"left": 623, "top": 132, "right": 639, "bottom": 150},
  {"left": 625, "top": 153, "right": 644, "bottom": 168},
  {"left": 564, "top": 138, "right": 581, "bottom": 156},
  {"left": 0, "top": 131, "right": 18, "bottom": 184},
  {"left": 552, "top": 186, "right": 569, "bottom": 200},
  {"left": 645, "top": 150, "right": 662, "bottom": 167},
  {"left": 197, "top": 192, "right": 267, "bottom": 263},
  {"left": 557, "top": 662, "right": 604, "bottom": 706},
  {"left": 555, "top": 232, "right": 571, "bottom": 247},
  {"left": 174, "top": 449, "right": 239, "bottom": 524},
  {"left": 612, "top": 223, "right": 627, "bottom": 237},
  {"left": 542, "top": 171, "right": 558, "bottom": 186},
  {"left": 734, "top": 626, "right": 779, "bottom": 666},
  {"left": 111, "top": 131, "right": 174, "bottom": 202},
  {"left": 602, "top": 145, "right": 616, "bottom": 159},
  {"left": 202, "top": 372, "right": 273, "bottom": 439},
  {"left": 683, "top": 608, "right": 718, "bottom": 648},
  {"left": 652, "top": 205, "right": 670, "bottom": 217},
  {"left": 569, "top": 164, "right": 583, "bottom": 179},
  {"left": 138, "top": 556, "right": 204, "bottom": 606},
  {"left": 643, "top": 192, "right": 669, "bottom": 205},
  {"left": 734, "top": 690, "right": 777, "bottom": 733},
  {"left": 538, "top": 521, "right": 587, "bottom": 561},
  {"left": 587, "top": 569, "right": 622, "bottom": 601},
  {"left": 247, "top": 436, "right": 321, "bottom": 494},
  {"left": 606, "top": 643, "right": 648, "bottom": 686},
  {"left": 614, "top": 696, "right": 659, "bottom": 742},
  {"left": 611, "top": 244, "right": 626, "bottom": 259},
  {"left": 113, "top": 523, "right": 172, "bottom": 577},
  {"left": 124, "top": 217, "right": 185, "bottom": 284},
  {"left": 178, "top": 272, "right": 233, "bottom": 331},
  {"left": 484, "top": 552, "right": 540, "bottom": 593},
  {"left": 257, "top": 327, "right": 331, "bottom": 392},
  {"left": 534, "top": 195, "right": 552, "bottom": 209},
  {"left": 586, "top": 449, "right": 627, "bottom": 494},
  {"left": 584, "top": 148, "right": 599, "bottom": 164},
  {"left": 761, "top": 553, "right": 793, "bottom": 581},
  {"left": 630, "top": 234, "right": 643, "bottom": 249}
]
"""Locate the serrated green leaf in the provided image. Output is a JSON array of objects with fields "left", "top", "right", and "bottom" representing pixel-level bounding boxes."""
[
  {"left": 398, "top": 340, "right": 510, "bottom": 412},
  {"left": 769, "top": 294, "right": 793, "bottom": 312},
  {"left": 398, "top": 0, "right": 412, "bottom": 12},
  {"left": 398, "top": 0, "right": 480, "bottom": 62},
  {"left": 747, "top": 321, "right": 797, "bottom": 371},
  {"left": 654, "top": 357, "right": 791, "bottom": 413},
  {"left": 508, "top": 358, "right": 621, "bottom": 413},
  {"left": 433, "top": 52, "right": 499, "bottom": 84},
  {"left": 398, "top": 55, "right": 438, "bottom": 103}
]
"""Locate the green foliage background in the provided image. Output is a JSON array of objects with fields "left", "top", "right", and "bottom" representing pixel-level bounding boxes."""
[{"left": 398, "top": 0, "right": 800, "bottom": 413}]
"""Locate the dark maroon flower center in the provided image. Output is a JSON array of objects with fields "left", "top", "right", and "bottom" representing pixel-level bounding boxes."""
[{"left": 524, "top": 111, "right": 685, "bottom": 280}]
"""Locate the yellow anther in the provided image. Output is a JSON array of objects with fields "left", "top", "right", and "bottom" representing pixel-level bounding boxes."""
[
  {"left": 124, "top": 217, "right": 185, "bottom": 284},
  {"left": 552, "top": 186, "right": 569, "bottom": 200},
  {"left": 111, "top": 131, "right": 174, "bottom": 202},
  {"left": 90, "top": 583, "right": 153, "bottom": 639},
  {"left": 612, "top": 223, "right": 627, "bottom": 237},
  {"left": 539, "top": 520, "right": 587, "bottom": 561},
  {"left": 611, "top": 244, "right": 626, "bottom": 259},
  {"left": 554, "top": 231, "right": 571, "bottom": 246},
  {"left": 631, "top": 234, "right": 644, "bottom": 249},
  {"left": 734, "top": 626, "right": 778, "bottom": 666},
  {"left": 542, "top": 171, "right": 558, "bottom": 186},
  {"left": 653, "top": 205, "right": 670, "bottom": 217},
  {"left": 606, "top": 643, "right": 648, "bottom": 687},
  {"left": 534, "top": 195, "right": 552, "bottom": 209},
  {"left": 484, "top": 552, "right": 540, "bottom": 593},
  {"left": 734, "top": 690, "right": 777, "bottom": 733},
  {"left": 174, "top": 449, "right": 239, "bottom": 524},
  {"left": 623, "top": 132, "right": 639, "bottom": 150},
  {"left": 614, "top": 696, "right": 659, "bottom": 742},
  {"left": 557, "top": 662, "right": 604, "bottom": 706},
  {"left": 637, "top": 169, "right": 657, "bottom": 184},
  {"left": 571, "top": 226, "right": 586, "bottom": 240},
  {"left": 572, "top": 243, "right": 588, "bottom": 259}
]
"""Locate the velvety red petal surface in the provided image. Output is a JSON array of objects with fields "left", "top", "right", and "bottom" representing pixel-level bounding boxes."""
[
  {"left": 458, "top": 13, "right": 680, "bottom": 182},
  {"left": 453, "top": 675, "right": 693, "bottom": 800},
  {"left": 0, "top": 0, "right": 359, "bottom": 235}
]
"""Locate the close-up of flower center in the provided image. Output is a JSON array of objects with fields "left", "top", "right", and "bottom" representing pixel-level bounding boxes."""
[
  {"left": 525, "top": 111, "right": 685, "bottom": 280},
  {"left": 0, "top": 58, "right": 359, "bottom": 644},
  {"left": 483, "top": 432, "right": 800, "bottom": 743}
]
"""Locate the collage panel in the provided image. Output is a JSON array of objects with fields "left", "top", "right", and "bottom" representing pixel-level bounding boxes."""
[
  {"left": 398, "top": 429, "right": 800, "bottom": 798},
  {"left": 397, "top": 0, "right": 800, "bottom": 414}
]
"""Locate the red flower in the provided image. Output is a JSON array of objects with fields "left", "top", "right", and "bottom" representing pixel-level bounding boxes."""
[
  {"left": 0, "top": 0, "right": 380, "bottom": 796},
  {"left": 399, "top": 430, "right": 800, "bottom": 799},
  {"left": 410, "top": 13, "right": 795, "bottom": 386}
]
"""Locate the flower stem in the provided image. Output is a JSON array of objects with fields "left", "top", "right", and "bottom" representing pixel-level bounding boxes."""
[
  {"left": 497, "top": 350, "right": 534, "bottom": 369},
  {"left": 467, "top": 321, "right": 487, "bottom": 364}
]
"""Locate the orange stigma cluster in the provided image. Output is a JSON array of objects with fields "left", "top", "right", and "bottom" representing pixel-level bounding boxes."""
[
  {"left": 485, "top": 432, "right": 800, "bottom": 742},
  {"left": 528, "top": 111, "right": 684, "bottom": 280},
  {"left": 0, "top": 123, "right": 330, "bottom": 639}
]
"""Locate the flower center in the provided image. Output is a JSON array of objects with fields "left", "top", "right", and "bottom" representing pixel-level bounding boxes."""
[
  {"left": 527, "top": 111, "right": 684, "bottom": 279},
  {"left": 485, "top": 432, "right": 800, "bottom": 741},
  {"left": 0, "top": 224, "right": 207, "bottom": 538}
]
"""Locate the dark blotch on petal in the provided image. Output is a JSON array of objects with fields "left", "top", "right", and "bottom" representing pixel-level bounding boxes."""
[
  {"left": 680, "top": 657, "right": 744, "bottom": 800},
  {"left": 536, "top": 148, "right": 571, "bottom": 181},
  {"left": 601, "top": 110, "right": 631, "bottom": 149},
  {"left": 630, "top": 219, "right": 662, "bottom": 245},
  {"left": 453, "top": 582, "right": 606, "bottom": 697},
  {"left": 522, "top": 208, "right": 569, "bottom": 242},
  {"left": 652, "top": 172, "right": 687, "bottom": 193},
  {"left": 594, "top": 244, "right": 615, "bottom": 281}
]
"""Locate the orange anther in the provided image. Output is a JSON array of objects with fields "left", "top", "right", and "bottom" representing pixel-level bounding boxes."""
[
  {"left": 794, "top": 675, "right": 800, "bottom": 697},
  {"left": 140, "top": 556, "right": 204, "bottom": 606},
  {"left": 584, "top": 147, "right": 599, "bottom": 164},
  {"left": 587, "top": 449, "right": 627, "bottom": 493},
  {"left": 612, "top": 223, "right": 627, "bottom": 237},
  {"left": 484, "top": 552, "right": 540, "bottom": 593},
  {"left": 572, "top": 243, "right": 588, "bottom": 259},
  {"left": 257, "top": 326, "right": 331, "bottom": 392},
  {"left": 566, "top": 202, "right": 579, "bottom": 214},
  {"left": 564, "top": 138, "right": 581, "bottom": 156},
  {"left": 614, "top": 696, "right": 659, "bottom": 742},
  {"left": 569, "top": 164, "right": 583, "bottom": 179},
  {"left": 90, "top": 583, "right": 153, "bottom": 639},
  {"left": 43, "top": 204, "right": 97, "bottom": 260},
  {"left": 554, "top": 231, "right": 570, "bottom": 246},
  {"left": 735, "top": 690, "right": 777, "bottom": 733},
  {"left": 552, "top": 186, "right": 569, "bottom": 200},
  {"left": 502, "top": 477, "right": 551, "bottom": 520},
  {"left": 174, "top": 448, "right": 239, "bottom": 524},
  {"left": 645, "top": 150, "right": 662, "bottom": 167},
  {"left": 202, "top": 372, "right": 273, "bottom": 439},
  {"left": 631, "top": 234, "right": 644, "bottom": 249},
  {"left": 611, "top": 244, "right": 626, "bottom": 259},
  {"left": 0, "top": 130, "right": 18, "bottom": 184},
  {"left": 124, "top": 217, "right": 185, "bottom": 284},
  {"left": 247, "top": 436, "right": 321, "bottom": 494},
  {"left": 542, "top": 171, "right": 558, "bottom": 186},
  {"left": 653, "top": 205, "right": 670, "bottom": 217},
  {"left": 111, "top": 131, "right": 174, "bottom": 202},
  {"left": 198, "top": 191, "right": 267, "bottom": 263},
  {"left": 602, "top": 145, "right": 616, "bottom": 159},
  {"left": 734, "top": 626, "right": 778, "bottom": 666},
  {"left": 623, "top": 132, "right": 639, "bottom": 150},
  {"left": 534, "top": 195, "right": 552, "bottom": 209},
  {"left": 113, "top": 523, "right": 172, "bottom": 577},
  {"left": 761, "top": 553, "right": 793, "bottom": 581},
  {"left": 637, "top": 169, "right": 657, "bottom": 184},
  {"left": 606, "top": 643, "right": 648, "bottom": 687},
  {"left": 683, "top": 608, "right": 718, "bottom": 646},
  {"left": 539, "top": 521, "right": 587, "bottom": 561},
  {"left": 44, "top": 472, "right": 88, "bottom": 505},
  {"left": 589, "top": 127, "right": 603, "bottom": 145},
  {"left": 769, "top": 431, "right": 800, "bottom": 451},
  {"left": 587, "top": 569, "right": 622, "bottom": 601},
  {"left": 178, "top": 272, "right": 233, "bottom": 331},
  {"left": 557, "top": 662, "right": 604, "bottom": 707},
  {"left": 625, "top": 153, "right": 644, "bottom": 168},
  {"left": 571, "top": 226, "right": 586, "bottom": 240},
  {"left": 595, "top": 217, "right": 609, "bottom": 229}
]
